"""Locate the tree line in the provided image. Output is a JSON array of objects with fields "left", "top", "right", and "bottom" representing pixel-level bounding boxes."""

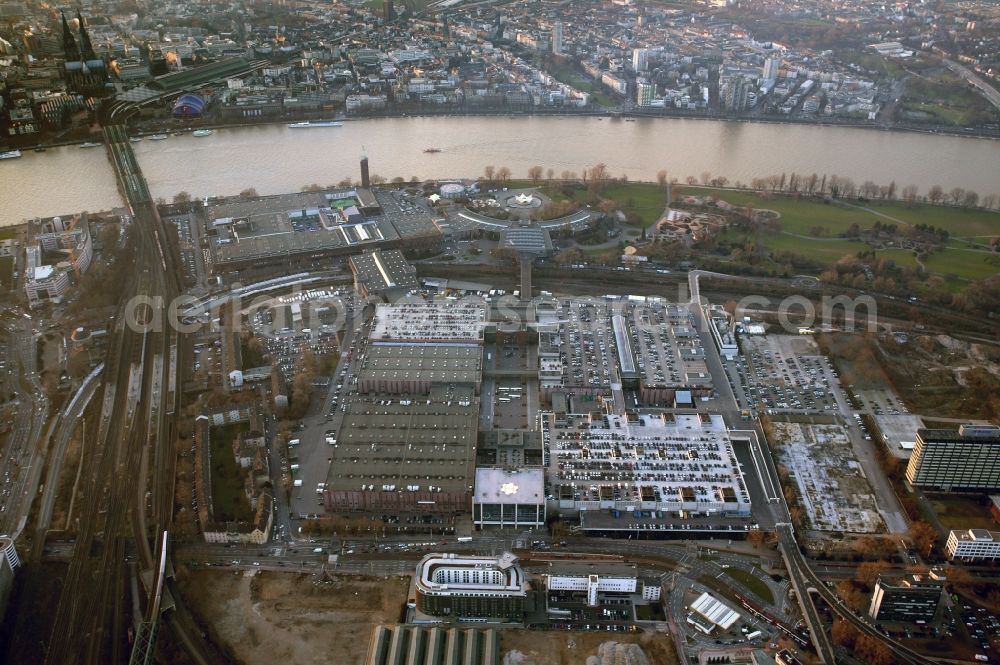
[{"left": 730, "top": 172, "right": 997, "bottom": 210}]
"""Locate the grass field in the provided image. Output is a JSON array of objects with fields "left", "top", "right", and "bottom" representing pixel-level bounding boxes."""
[
  {"left": 872, "top": 202, "right": 1000, "bottom": 238},
  {"left": 689, "top": 187, "right": 1000, "bottom": 280},
  {"left": 687, "top": 187, "right": 1000, "bottom": 238},
  {"left": 209, "top": 423, "right": 254, "bottom": 523},
  {"left": 903, "top": 102, "right": 980, "bottom": 127},
  {"left": 840, "top": 49, "right": 905, "bottom": 82},
  {"left": 635, "top": 603, "right": 666, "bottom": 621},
  {"left": 878, "top": 247, "right": 920, "bottom": 268},
  {"left": 505, "top": 179, "right": 598, "bottom": 205},
  {"left": 690, "top": 188, "right": 882, "bottom": 236},
  {"left": 922, "top": 247, "right": 1000, "bottom": 281},
  {"left": 721, "top": 567, "right": 775, "bottom": 605},
  {"left": 929, "top": 495, "right": 997, "bottom": 531},
  {"left": 765, "top": 233, "right": 864, "bottom": 263},
  {"left": 602, "top": 183, "right": 667, "bottom": 227},
  {"left": 541, "top": 59, "right": 619, "bottom": 107}
]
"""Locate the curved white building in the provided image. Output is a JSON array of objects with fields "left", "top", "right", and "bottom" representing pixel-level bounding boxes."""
[{"left": 415, "top": 552, "right": 528, "bottom": 620}]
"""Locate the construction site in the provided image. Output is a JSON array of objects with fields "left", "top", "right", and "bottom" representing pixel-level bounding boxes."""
[
  {"left": 177, "top": 566, "right": 677, "bottom": 665},
  {"left": 772, "top": 422, "right": 884, "bottom": 533}
]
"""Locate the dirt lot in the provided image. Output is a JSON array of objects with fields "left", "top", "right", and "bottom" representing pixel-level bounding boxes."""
[
  {"left": 929, "top": 494, "right": 999, "bottom": 531},
  {"left": 501, "top": 629, "right": 677, "bottom": 665},
  {"left": 178, "top": 569, "right": 678, "bottom": 665},
  {"left": 179, "top": 569, "right": 410, "bottom": 665},
  {"left": 820, "top": 332, "right": 1000, "bottom": 422}
]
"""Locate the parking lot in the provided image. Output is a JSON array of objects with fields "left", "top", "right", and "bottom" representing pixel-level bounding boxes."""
[
  {"left": 283, "top": 300, "right": 367, "bottom": 521},
  {"left": 555, "top": 300, "right": 616, "bottom": 389},
  {"left": 742, "top": 336, "right": 842, "bottom": 415},
  {"left": 167, "top": 213, "right": 201, "bottom": 287},
  {"left": 850, "top": 385, "right": 910, "bottom": 415},
  {"left": 493, "top": 380, "right": 531, "bottom": 429},
  {"left": 246, "top": 288, "right": 356, "bottom": 381}
]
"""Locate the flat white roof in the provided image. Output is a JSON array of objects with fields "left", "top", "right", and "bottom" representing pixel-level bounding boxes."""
[
  {"left": 690, "top": 591, "right": 740, "bottom": 630},
  {"left": 371, "top": 301, "right": 487, "bottom": 343},
  {"left": 475, "top": 468, "right": 544, "bottom": 505},
  {"left": 33, "top": 265, "right": 54, "bottom": 280}
]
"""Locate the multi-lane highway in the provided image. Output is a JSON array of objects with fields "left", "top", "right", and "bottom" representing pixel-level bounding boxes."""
[{"left": 0, "top": 314, "right": 49, "bottom": 538}]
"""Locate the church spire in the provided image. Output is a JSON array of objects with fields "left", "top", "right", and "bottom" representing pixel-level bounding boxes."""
[
  {"left": 77, "top": 10, "right": 97, "bottom": 61},
  {"left": 61, "top": 12, "right": 79, "bottom": 61}
]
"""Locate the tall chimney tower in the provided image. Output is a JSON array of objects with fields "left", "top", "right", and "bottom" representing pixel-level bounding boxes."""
[
  {"left": 519, "top": 253, "right": 532, "bottom": 303},
  {"left": 360, "top": 156, "right": 370, "bottom": 188}
]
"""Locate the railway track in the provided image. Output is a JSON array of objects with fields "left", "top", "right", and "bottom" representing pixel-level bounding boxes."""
[{"left": 41, "top": 122, "right": 210, "bottom": 664}]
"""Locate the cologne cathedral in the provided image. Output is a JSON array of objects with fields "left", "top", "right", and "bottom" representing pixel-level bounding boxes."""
[{"left": 60, "top": 11, "right": 111, "bottom": 98}]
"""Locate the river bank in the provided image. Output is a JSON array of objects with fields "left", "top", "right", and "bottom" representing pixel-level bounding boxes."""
[
  {"left": 5, "top": 115, "right": 1000, "bottom": 227},
  {"left": 10, "top": 102, "right": 1000, "bottom": 153}
]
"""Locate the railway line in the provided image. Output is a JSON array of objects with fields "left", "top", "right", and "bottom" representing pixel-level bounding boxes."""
[{"left": 39, "top": 115, "right": 212, "bottom": 664}]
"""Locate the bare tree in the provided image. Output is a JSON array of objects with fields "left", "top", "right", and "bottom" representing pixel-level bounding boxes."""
[
  {"left": 901, "top": 184, "right": 919, "bottom": 205},
  {"left": 928, "top": 185, "right": 944, "bottom": 204},
  {"left": 700, "top": 171, "right": 711, "bottom": 185},
  {"left": 546, "top": 168, "right": 555, "bottom": 183},
  {"left": 588, "top": 163, "right": 609, "bottom": 191},
  {"left": 910, "top": 520, "right": 938, "bottom": 557},
  {"left": 656, "top": 170, "right": 668, "bottom": 187},
  {"left": 239, "top": 187, "right": 258, "bottom": 198},
  {"left": 982, "top": 193, "right": 998, "bottom": 210},
  {"left": 484, "top": 165, "right": 495, "bottom": 183},
  {"left": 173, "top": 191, "right": 192, "bottom": 203},
  {"left": 856, "top": 559, "right": 891, "bottom": 587},
  {"left": 806, "top": 173, "right": 818, "bottom": 194},
  {"left": 371, "top": 174, "right": 386, "bottom": 185},
  {"left": 949, "top": 187, "right": 965, "bottom": 206},
  {"left": 840, "top": 177, "right": 857, "bottom": 198},
  {"left": 497, "top": 166, "right": 512, "bottom": 183},
  {"left": 527, "top": 165, "right": 543, "bottom": 183},
  {"left": 963, "top": 190, "right": 979, "bottom": 208}
]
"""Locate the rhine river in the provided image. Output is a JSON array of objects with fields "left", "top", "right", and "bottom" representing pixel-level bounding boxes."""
[{"left": 2, "top": 115, "right": 999, "bottom": 227}]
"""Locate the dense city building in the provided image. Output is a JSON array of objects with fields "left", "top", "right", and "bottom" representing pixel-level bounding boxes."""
[
  {"left": 23, "top": 214, "right": 92, "bottom": 307},
  {"left": 323, "top": 390, "right": 479, "bottom": 515},
  {"left": 868, "top": 573, "right": 945, "bottom": 623},
  {"left": 905, "top": 425, "right": 1000, "bottom": 491}
]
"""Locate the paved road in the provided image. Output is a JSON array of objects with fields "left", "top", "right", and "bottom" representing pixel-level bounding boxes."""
[
  {"left": 280, "top": 296, "right": 366, "bottom": 530},
  {"left": 30, "top": 363, "right": 103, "bottom": 561},
  {"left": 0, "top": 314, "right": 50, "bottom": 538},
  {"left": 941, "top": 57, "right": 1000, "bottom": 113}
]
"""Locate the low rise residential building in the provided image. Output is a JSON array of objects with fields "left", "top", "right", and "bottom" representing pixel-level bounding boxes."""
[{"left": 946, "top": 528, "right": 1000, "bottom": 562}]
